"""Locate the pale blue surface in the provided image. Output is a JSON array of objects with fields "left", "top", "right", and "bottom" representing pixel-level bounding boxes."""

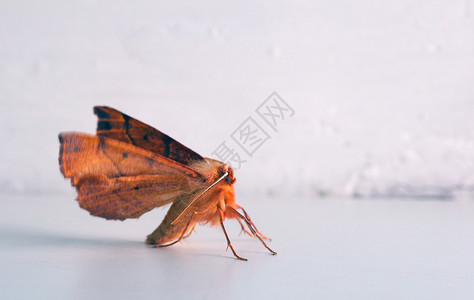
[{"left": 1, "top": 194, "right": 473, "bottom": 299}]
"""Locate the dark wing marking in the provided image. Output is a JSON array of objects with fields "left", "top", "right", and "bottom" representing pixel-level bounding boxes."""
[{"left": 94, "top": 106, "right": 205, "bottom": 166}]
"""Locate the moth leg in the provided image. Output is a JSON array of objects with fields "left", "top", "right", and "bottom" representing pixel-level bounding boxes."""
[
  {"left": 219, "top": 212, "right": 247, "bottom": 261},
  {"left": 236, "top": 205, "right": 272, "bottom": 241},
  {"left": 182, "top": 224, "right": 197, "bottom": 240},
  {"left": 154, "top": 212, "right": 197, "bottom": 248},
  {"left": 228, "top": 206, "right": 277, "bottom": 256},
  {"left": 237, "top": 219, "right": 256, "bottom": 237}
]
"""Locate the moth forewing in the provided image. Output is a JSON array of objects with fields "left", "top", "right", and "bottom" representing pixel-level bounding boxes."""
[{"left": 59, "top": 133, "right": 203, "bottom": 220}]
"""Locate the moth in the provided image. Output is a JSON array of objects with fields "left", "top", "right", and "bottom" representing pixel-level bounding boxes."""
[{"left": 58, "top": 106, "right": 276, "bottom": 260}]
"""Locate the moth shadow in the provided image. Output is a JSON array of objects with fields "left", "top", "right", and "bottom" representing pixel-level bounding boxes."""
[
  {"left": 157, "top": 247, "right": 234, "bottom": 261},
  {"left": 172, "top": 238, "right": 272, "bottom": 260},
  {"left": 0, "top": 225, "right": 143, "bottom": 250}
]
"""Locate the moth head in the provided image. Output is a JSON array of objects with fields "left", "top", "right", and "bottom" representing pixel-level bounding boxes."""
[
  {"left": 223, "top": 164, "right": 236, "bottom": 185},
  {"left": 197, "top": 158, "right": 236, "bottom": 185}
]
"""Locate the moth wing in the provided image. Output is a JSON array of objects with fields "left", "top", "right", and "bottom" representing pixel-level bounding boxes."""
[
  {"left": 59, "top": 132, "right": 205, "bottom": 220},
  {"left": 75, "top": 175, "right": 195, "bottom": 220},
  {"left": 59, "top": 132, "right": 202, "bottom": 185},
  {"left": 94, "top": 106, "right": 205, "bottom": 166}
]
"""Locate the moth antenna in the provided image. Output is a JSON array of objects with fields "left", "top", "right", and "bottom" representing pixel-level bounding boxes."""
[{"left": 171, "top": 172, "right": 228, "bottom": 225}]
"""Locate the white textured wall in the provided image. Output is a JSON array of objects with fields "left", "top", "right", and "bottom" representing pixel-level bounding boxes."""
[{"left": 1, "top": 1, "right": 473, "bottom": 198}]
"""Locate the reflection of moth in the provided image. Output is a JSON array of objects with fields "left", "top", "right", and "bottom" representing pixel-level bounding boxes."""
[{"left": 58, "top": 107, "right": 276, "bottom": 260}]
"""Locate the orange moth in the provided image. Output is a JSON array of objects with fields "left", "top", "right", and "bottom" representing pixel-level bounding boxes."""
[{"left": 58, "top": 106, "right": 276, "bottom": 260}]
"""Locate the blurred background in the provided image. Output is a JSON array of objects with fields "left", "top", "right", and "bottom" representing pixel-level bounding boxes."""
[{"left": 1, "top": 1, "right": 473, "bottom": 200}]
